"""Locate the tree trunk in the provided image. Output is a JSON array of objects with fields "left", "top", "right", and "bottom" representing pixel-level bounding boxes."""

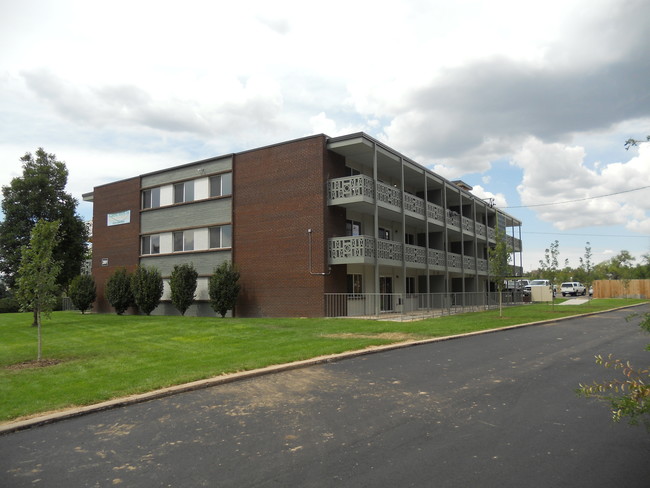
[
  {"left": 32, "top": 308, "right": 38, "bottom": 327},
  {"left": 37, "top": 308, "right": 42, "bottom": 361}
]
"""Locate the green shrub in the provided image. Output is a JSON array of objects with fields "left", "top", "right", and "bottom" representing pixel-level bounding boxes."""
[
  {"left": 170, "top": 263, "right": 198, "bottom": 316},
  {"left": 208, "top": 261, "right": 240, "bottom": 318},
  {"left": 105, "top": 268, "right": 134, "bottom": 315},
  {"left": 68, "top": 274, "right": 97, "bottom": 314},
  {"left": 0, "top": 297, "right": 20, "bottom": 313},
  {"left": 131, "top": 265, "right": 163, "bottom": 316}
]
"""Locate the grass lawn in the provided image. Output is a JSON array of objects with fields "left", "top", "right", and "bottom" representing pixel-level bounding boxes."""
[{"left": 1, "top": 298, "right": 646, "bottom": 423}]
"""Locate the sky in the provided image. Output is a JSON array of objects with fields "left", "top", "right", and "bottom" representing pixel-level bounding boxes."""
[{"left": 1, "top": 0, "right": 649, "bottom": 273}]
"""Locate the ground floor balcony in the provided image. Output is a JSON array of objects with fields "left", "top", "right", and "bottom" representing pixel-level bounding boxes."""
[
  {"left": 324, "top": 291, "right": 525, "bottom": 319},
  {"left": 328, "top": 235, "right": 489, "bottom": 274}
]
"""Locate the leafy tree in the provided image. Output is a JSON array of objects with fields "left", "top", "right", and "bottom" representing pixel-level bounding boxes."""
[
  {"left": 170, "top": 263, "right": 198, "bottom": 316},
  {"left": 488, "top": 227, "right": 512, "bottom": 317},
  {"left": 538, "top": 240, "right": 560, "bottom": 307},
  {"left": 208, "top": 261, "right": 240, "bottom": 318},
  {"left": 131, "top": 265, "right": 164, "bottom": 316},
  {"left": 105, "top": 268, "right": 134, "bottom": 315},
  {"left": 68, "top": 274, "right": 97, "bottom": 314},
  {"left": 577, "top": 313, "right": 650, "bottom": 430},
  {"left": 0, "top": 148, "right": 88, "bottom": 290},
  {"left": 624, "top": 135, "right": 650, "bottom": 150},
  {"left": 15, "top": 220, "right": 61, "bottom": 361}
]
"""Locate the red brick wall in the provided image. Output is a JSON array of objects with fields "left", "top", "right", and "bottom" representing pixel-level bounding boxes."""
[
  {"left": 91, "top": 177, "right": 141, "bottom": 313},
  {"left": 233, "top": 135, "right": 346, "bottom": 317}
]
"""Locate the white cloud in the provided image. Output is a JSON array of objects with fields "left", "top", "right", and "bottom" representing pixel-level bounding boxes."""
[
  {"left": 470, "top": 186, "right": 508, "bottom": 208},
  {"left": 511, "top": 139, "right": 650, "bottom": 231}
]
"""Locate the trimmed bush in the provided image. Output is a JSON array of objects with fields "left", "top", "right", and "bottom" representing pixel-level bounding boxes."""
[
  {"left": 208, "top": 261, "right": 240, "bottom": 318},
  {"left": 105, "top": 268, "right": 133, "bottom": 315},
  {"left": 131, "top": 265, "right": 163, "bottom": 316},
  {"left": 170, "top": 263, "right": 198, "bottom": 316},
  {"left": 69, "top": 274, "right": 97, "bottom": 314}
]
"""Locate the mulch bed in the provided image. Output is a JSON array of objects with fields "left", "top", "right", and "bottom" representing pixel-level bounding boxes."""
[{"left": 5, "top": 359, "right": 64, "bottom": 370}]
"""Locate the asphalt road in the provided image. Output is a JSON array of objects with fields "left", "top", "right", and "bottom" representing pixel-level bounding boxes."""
[{"left": 2, "top": 305, "right": 650, "bottom": 487}]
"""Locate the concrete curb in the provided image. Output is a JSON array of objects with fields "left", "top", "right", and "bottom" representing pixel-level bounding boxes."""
[{"left": 1, "top": 302, "right": 646, "bottom": 436}]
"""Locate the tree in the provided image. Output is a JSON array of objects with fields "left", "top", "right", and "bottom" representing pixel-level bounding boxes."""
[
  {"left": 577, "top": 313, "right": 650, "bottom": 430},
  {"left": 15, "top": 220, "right": 61, "bottom": 361},
  {"left": 488, "top": 227, "right": 512, "bottom": 317},
  {"left": 0, "top": 148, "right": 88, "bottom": 290},
  {"left": 105, "top": 268, "right": 134, "bottom": 315},
  {"left": 68, "top": 274, "right": 97, "bottom": 314},
  {"left": 170, "top": 263, "right": 198, "bottom": 316},
  {"left": 208, "top": 261, "right": 241, "bottom": 318},
  {"left": 539, "top": 240, "right": 560, "bottom": 307},
  {"left": 131, "top": 265, "right": 164, "bottom": 316},
  {"left": 624, "top": 135, "right": 650, "bottom": 150}
]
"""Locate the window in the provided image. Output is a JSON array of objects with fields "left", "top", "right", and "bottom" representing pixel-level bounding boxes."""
[
  {"left": 209, "top": 225, "right": 232, "bottom": 249},
  {"left": 405, "top": 233, "right": 415, "bottom": 245},
  {"left": 173, "top": 230, "right": 194, "bottom": 252},
  {"left": 142, "top": 188, "right": 160, "bottom": 209},
  {"left": 174, "top": 181, "right": 195, "bottom": 204},
  {"left": 378, "top": 227, "right": 390, "bottom": 240},
  {"left": 347, "top": 274, "right": 363, "bottom": 296},
  {"left": 406, "top": 277, "right": 416, "bottom": 294},
  {"left": 210, "top": 173, "right": 232, "bottom": 197},
  {"left": 346, "top": 219, "right": 361, "bottom": 236},
  {"left": 141, "top": 235, "right": 160, "bottom": 255}
]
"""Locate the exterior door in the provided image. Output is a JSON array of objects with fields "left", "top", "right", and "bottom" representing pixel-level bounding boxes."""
[{"left": 380, "top": 276, "right": 393, "bottom": 312}]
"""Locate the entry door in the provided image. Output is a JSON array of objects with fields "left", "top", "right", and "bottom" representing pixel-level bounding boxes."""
[{"left": 380, "top": 276, "right": 393, "bottom": 312}]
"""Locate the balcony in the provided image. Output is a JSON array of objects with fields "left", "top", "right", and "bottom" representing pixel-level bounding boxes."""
[
  {"left": 328, "top": 235, "right": 488, "bottom": 274},
  {"left": 328, "top": 176, "right": 462, "bottom": 230}
]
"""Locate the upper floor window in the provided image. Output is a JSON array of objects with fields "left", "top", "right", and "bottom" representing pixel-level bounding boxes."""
[
  {"left": 174, "top": 181, "right": 194, "bottom": 204},
  {"left": 346, "top": 220, "right": 361, "bottom": 236},
  {"left": 142, "top": 188, "right": 160, "bottom": 209},
  {"left": 173, "top": 230, "right": 194, "bottom": 252},
  {"left": 209, "top": 224, "right": 232, "bottom": 249},
  {"left": 210, "top": 173, "right": 232, "bottom": 197},
  {"left": 141, "top": 234, "right": 160, "bottom": 255},
  {"left": 378, "top": 227, "right": 390, "bottom": 240},
  {"left": 405, "top": 233, "right": 415, "bottom": 245}
]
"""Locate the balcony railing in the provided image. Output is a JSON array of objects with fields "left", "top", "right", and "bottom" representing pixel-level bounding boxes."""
[
  {"left": 327, "top": 177, "right": 516, "bottom": 254},
  {"left": 427, "top": 202, "right": 444, "bottom": 225},
  {"left": 325, "top": 291, "right": 525, "bottom": 318},
  {"left": 327, "top": 174, "right": 375, "bottom": 202},
  {"left": 330, "top": 236, "right": 490, "bottom": 273}
]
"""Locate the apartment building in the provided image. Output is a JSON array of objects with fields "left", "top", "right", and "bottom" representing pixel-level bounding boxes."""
[{"left": 84, "top": 133, "right": 522, "bottom": 317}]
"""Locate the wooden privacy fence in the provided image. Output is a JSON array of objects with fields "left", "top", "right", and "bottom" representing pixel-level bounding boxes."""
[{"left": 592, "top": 279, "right": 650, "bottom": 299}]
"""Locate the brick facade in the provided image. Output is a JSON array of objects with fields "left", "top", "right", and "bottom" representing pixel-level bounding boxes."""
[
  {"left": 232, "top": 135, "right": 346, "bottom": 317},
  {"left": 91, "top": 177, "right": 141, "bottom": 313}
]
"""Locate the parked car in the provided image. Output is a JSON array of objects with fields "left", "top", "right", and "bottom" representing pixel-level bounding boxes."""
[
  {"left": 523, "top": 279, "right": 554, "bottom": 297},
  {"left": 560, "top": 282, "right": 587, "bottom": 297}
]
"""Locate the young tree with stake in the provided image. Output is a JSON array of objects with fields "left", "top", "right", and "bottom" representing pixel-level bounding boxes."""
[{"left": 15, "top": 220, "right": 61, "bottom": 361}]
